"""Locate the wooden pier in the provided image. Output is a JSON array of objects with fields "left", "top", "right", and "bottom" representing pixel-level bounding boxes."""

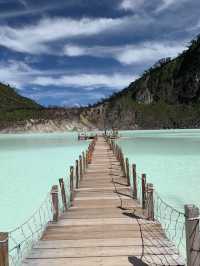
[{"left": 22, "top": 136, "right": 184, "bottom": 266}]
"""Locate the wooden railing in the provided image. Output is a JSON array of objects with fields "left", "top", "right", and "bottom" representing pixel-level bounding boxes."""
[
  {"left": 0, "top": 137, "right": 97, "bottom": 266},
  {"left": 105, "top": 136, "right": 200, "bottom": 266}
]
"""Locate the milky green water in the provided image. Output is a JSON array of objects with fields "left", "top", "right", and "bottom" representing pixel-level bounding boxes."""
[
  {"left": 118, "top": 129, "right": 200, "bottom": 211},
  {"left": 0, "top": 133, "right": 88, "bottom": 231}
]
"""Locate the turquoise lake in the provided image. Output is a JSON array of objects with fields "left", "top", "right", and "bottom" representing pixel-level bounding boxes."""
[
  {"left": 0, "top": 133, "right": 88, "bottom": 231},
  {"left": 118, "top": 129, "right": 200, "bottom": 212},
  {"left": 0, "top": 129, "right": 199, "bottom": 244}
]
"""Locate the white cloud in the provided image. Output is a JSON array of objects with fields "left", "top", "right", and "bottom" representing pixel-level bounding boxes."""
[
  {"left": 64, "top": 45, "right": 85, "bottom": 56},
  {"left": 156, "top": 0, "right": 189, "bottom": 12},
  {"left": 32, "top": 73, "right": 137, "bottom": 89},
  {"left": 116, "top": 42, "right": 185, "bottom": 64},
  {"left": 64, "top": 42, "right": 186, "bottom": 65},
  {"left": 119, "top": 0, "right": 145, "bottom": 11},
  {"left": 0, "top": 16, "right": 127, "bottom": 54},
  {"left": 0, "top": 60, "right": 34, "bottom": 88},
  {"left": 0, "top": 59, "right": 136, "bottom": 91}
]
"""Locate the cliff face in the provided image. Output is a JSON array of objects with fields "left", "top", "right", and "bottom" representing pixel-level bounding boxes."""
[{"left": 82, "top": 36, "right": 200, "bottom": 129}]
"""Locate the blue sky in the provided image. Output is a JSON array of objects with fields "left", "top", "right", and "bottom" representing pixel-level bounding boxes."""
[{"left": 0, "top": 0, "right": 200, "bottom": 106}]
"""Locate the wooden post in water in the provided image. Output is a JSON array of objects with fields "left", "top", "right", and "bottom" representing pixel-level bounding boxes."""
[
  {"left": 185, "top": 205, "right": 200, "bottom": 266},
  {"left": 75, "top": 160, "right": 79, "bottom": 189},
  {"left": 142, "top": 174, "right": 146, "bottom": 209},
  {"left": 0, "top": 233, "right": 8, "bottom": 266},
  {"left": 146, "top": 183, "right": 154, "bottom": 220},
  {"left": 59, "top": 178, "right": 67, "bottom": 211},
  {"left": 51, "top": 185, "right": 59, "bottom": 222},
  {"left": 125, "top": 158, "right": 130, "bottom": 186},
  {"left": 79, "top": 155, "right": 83, "bottom": 180},
  {"left": 70, "top": 166, "right": 74, "bottom": 205},
  {"left": 132, "top": 164, "right": 137, "bottom": 199}
]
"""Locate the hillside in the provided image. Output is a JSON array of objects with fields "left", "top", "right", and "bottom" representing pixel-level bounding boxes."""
[
  {"left": 0, "top": 83, "right": 95, "bottom": 132},
  {"left": 0, "top": 83, "right": 41, "bottom": 110},
  {"left": 82, "top": 35, "right": 200, "bottom": 129}
]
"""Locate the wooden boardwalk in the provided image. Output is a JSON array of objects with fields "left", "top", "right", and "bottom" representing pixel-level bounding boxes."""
[{"left": 23, "top": 137, "right": 184, "bottom": 266}]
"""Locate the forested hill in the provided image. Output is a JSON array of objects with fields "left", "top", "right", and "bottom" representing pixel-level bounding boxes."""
[
  {"left": 0, "top": 83, "right": 41, "bottom": 110},
  {"left": 0, "top": 83, "right": 92, "bottom": 132},
  {"left": 82, "top": 35, "right": 200, "bottom": 129}
]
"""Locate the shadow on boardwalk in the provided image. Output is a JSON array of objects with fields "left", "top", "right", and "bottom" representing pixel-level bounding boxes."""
[{"left": 128, "top": 257, "right": 148, "bottom": 266}]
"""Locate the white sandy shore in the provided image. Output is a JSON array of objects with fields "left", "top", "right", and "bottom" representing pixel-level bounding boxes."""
[{"left": 0, "top": 119, "right": 97, "bottom": 133}]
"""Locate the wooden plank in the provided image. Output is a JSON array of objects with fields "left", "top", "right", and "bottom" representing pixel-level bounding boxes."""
[
  {"left": 23, "top": 255, "right": 185, "bottom": 266},
  {"left": 44, "top": 224, "right": 164, "bottom": 236},
  {"left": 34, "top": 238, "right": 175, "bottom": 249},
  {"left": 27, "top": 245, "right": 179, "bottom": 259},
  {"left": 74, "top": 187, "right": 130, "bottom": 191}
]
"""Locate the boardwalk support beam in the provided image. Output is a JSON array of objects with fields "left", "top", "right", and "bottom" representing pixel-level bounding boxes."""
[
  {"left": 142, "top": 174, "right": 146, "bottom": 209},
  {"left": 79, "top": 155, "right": 83, "bottom": 180},
  {"left": 59, "top": 178, "right": 67, "bottom": 211},
  {"left": 82, "top": 152, "right": 86, "bottom": 174},
  {"left": 75, "top": 160, "right": 79, "bottom": 189},
  {"left": 70, "top": 166, "right": 74, "bottom": 205},
  {"left": 185, "top": 204, "right": 200, "bottom": 266},
  {"left": 51, "top": 185, "right": 59, "bottom": 222},
  {"left": 0, "top": 233, "right": 8, "bottom": 266},
  {"left": 146, "top": 183, "right": 154, "bottom": 220},
  {"left": 125, "top": 158, "right": 130, "bottom": 186},
  {"left": 132, "top": 164, "right": 137, "bottom": 199}
]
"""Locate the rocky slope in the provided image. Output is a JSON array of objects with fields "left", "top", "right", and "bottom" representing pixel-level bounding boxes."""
[{"left": 82, "top": 35, "right": 200, "bottom": 129}]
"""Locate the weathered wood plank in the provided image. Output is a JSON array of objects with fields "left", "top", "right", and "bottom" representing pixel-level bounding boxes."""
[
  {"left": 27, "top": 245, "right": 179, "bottom": 259},
  {"left": 23, "top": 255, "right": 185, "bottom": 266},
  {"left": 34, "top": 238, "right": 175, "bottom": 249}
]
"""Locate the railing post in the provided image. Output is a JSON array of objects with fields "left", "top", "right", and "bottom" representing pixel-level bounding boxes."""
[
  {"left": 59, "top": 178, "right": 67, "bottom": 211},
  {"left": 84, "top": 151, "right": 87, "bottom": 170},
  {"left": 51, "top": 185, "right": 59, "bottom": 222},
  {"left": 185, "top": 204, "right": 200, "bottom": 266},
  {"left": 82, "top": 152, "right": 85, "bottom": 174},
  {"left": 70, "top": 166, "right": 74, "bottom": 205},
  {"left": 142, "top": 174, "right": 146, "bottom": 209},
  {"left": 132, "top": 164, "right": 137, "bottom": 199},
  {"left": 86, "top": 151, "right": 88, "bottom": 168},
  {"left": 125, "top": 158, "right": 130, "bottom": 186},
  {"left": 119, "top": 149, "right": 123, "bottom": 173},
  {"left": 0, "top": 233, "right": 8, "bottom": 266},
  {"left": 116, "top": 146, "right": 119, "bottom": 160},
  {"left": 113, "top": 143, "right": 116, "bottom": 155},
  {"left": 75, "top": 160, "right": 79, "bottom": 189},
  {"left": 146, "top": 183, "right": 154, "bottom": 220},
  {"left": 79, "top": 155, "right": 83, "bottom": 180},
  {"left": 122, "top": 156, "right": 126, "bottom": 178}
]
